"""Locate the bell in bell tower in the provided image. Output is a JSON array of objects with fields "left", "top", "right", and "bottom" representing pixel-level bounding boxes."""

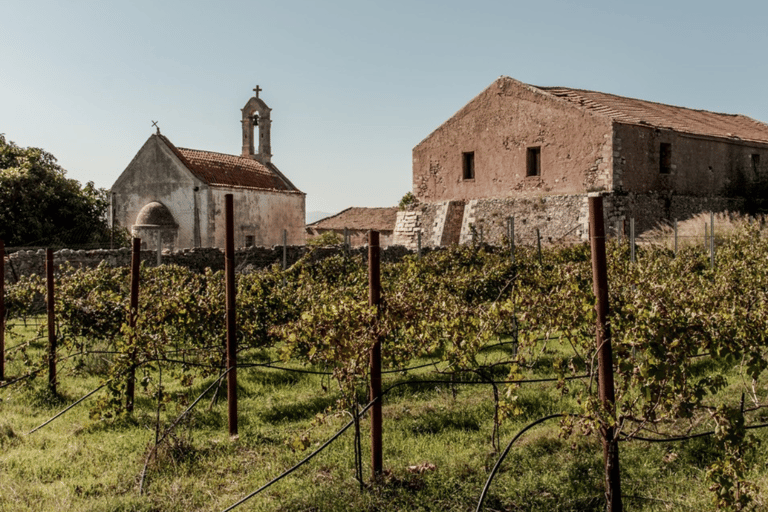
[{"left": 241, "top": 85, "right": 272, "bottom": 164}]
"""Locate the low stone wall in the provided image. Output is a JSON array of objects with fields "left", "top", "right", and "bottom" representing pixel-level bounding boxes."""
[
  {"left": 395, "top": 195, "right": 587, "bottom": 249},
  {"left": 461, "top": 195, "right": 587, "bottom": 246},
  {"left": 3, "top": 244, "right": 418, "bottom": 282},
  {"left": 394, "top": 192, "right": 749, "bottom": 249}
]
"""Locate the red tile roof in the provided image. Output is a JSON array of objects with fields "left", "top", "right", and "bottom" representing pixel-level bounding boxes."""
[
  {"left": 157, "top": 134, "right": 302, "bottom": 193},
  {"left": 535, "top": 84, "right": 768, "bottom": 143},
  {"left": 308, "top": 207, "right": 399, "bottom": 231}
]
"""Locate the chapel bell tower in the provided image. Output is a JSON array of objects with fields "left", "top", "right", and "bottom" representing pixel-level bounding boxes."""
[{"left": 241, "top": 85, "right": 272, "bottom": 164}]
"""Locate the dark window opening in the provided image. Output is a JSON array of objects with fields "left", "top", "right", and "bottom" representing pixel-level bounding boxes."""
[
  {"left": 462, "top": 152, "right": 475, "bottom": 180},
  {"left": 752, "top": 154, "right": 760, "bottom": 174},
  {"left": 245, "top": 235, "right": 254, "bottom": 247},
  {"left": 526, "top": 147, "right": 541, "bottom": 177},
  {"left": 659, "top": 143, "right": 672, "bottom": 174}
]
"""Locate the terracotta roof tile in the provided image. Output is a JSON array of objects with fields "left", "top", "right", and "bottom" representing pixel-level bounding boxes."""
[
  {"left": 536, "top": 85, "right": 768, "bottom": 143},
  {"left": 157, "top": 134, "right": 302, "bottom": 193},
  {"left": 308, "top": 207, "right": 399, "bottom": 231}
]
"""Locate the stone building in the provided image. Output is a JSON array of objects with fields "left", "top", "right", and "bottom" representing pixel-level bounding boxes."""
[
  {"left": 111, "top": 89, "right": 305, "bottom": 250},
  {"left": 306, "top": 207, "right": 399, "bottom": 247},
  {"left": 395, "top": 76, "right": 768, "bottom": 247}
]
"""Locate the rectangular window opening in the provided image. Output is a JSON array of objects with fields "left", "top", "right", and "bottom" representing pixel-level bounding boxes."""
[
  {"left": 245, "top": 235, "right": 255, "bottom": 247},
  {"left": 462, "top": 152, "right": 475, "bottom": 180},
  {"left": 526, "top": 147, "right": 541, "bottom": 177},
  {"left": 659, "top": 143, "right": 672, "bottom": 174},
  {"left": 752, "top": 154, "right": 760, "bottom": 175}
]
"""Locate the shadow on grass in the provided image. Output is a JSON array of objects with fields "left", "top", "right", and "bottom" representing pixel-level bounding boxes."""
[
  {"left": 257, "top": 394, "right": 339, "bottom": 424},
  {"left": 240, "top": 365, "right": 314, "bottom": 388},
  {"left": 403, "top": 408, "right": 483, "bottom": 435}
]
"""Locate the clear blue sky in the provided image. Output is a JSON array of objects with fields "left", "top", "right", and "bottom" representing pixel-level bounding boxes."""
[{"left": 2, "top": 0, "right": 767, "bottom": 215}]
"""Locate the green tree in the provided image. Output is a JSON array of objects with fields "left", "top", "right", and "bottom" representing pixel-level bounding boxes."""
[{"left": 0, "top": 134, "right": 116, "bottom": 247}]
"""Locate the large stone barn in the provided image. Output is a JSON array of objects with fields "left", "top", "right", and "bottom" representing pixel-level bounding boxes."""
[
  {"left": 111, "top": 89, "right": 305, "bottom": 251},
  {"left": 394, "top": 76, "right": 768, "bottom": 247}
]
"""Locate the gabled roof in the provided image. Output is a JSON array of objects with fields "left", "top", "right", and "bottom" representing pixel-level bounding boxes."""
[
  {"left": 157, "top": 134, "right": 302, "bottom": 193},
  {"left": 308, "top": 207, "right": 399, "bottom": 232},
  {"left": 532, "top": 82, "right": 768, "bottom": 144}
]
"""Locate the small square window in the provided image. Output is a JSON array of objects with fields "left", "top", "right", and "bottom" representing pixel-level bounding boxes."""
[
  {"left": 659, "top": 143, "right": 672, "bottom": 174},
  {"left": 462, "top": 152, "right": 475, "bottom": 180},
  {"left": 245, "top": 235, "right": 254, "bottom": 247},
  {"left": 526, "top": 147, "right": 541, "bottom": 177}
]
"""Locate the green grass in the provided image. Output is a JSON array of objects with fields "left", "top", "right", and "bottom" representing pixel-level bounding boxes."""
[{"left": 1, "top": 321, "right": 767, "bottom": 511}]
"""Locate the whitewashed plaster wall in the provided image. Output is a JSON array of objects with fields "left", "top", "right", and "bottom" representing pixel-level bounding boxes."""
[{"left": 209, "top": 187, "right": 306, "bottom": 248}]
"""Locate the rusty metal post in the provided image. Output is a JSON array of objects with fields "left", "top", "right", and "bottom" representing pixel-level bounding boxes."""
[
  {"left": 588, "top": 195, "right": 623, "bottom": 512},
  {"left": 710, "top": 211, "right": 715, "bottom": 268},
  {"left": 126, "top": 238, "right": 141, "bottom": 412},
  {"left": 282, "top": 229, "right": 288, "bottom": 271},
  {"left": 508, "top": 217, "right": 515, "bottom": 264},
  {"left": 536, "top": 227, "right": 542, "bottom": 265},
  {"left": 156, "top": 231, "right": 162, "bottom": 266},
  {"left": 225, "top": 194, "right": 238, "bottom": 437},
  {"left": 46, "top": 249, "right": 56, "bottom": 394},
  {"left": 674, "top": 219, "right": 678, "bottom": 256},
  {"left": 417, "top": 230, "right": 422, "bottom": 259},
  {"left": 0, "top": 239, "right": 5, "bottom": 381},
  {"left": 369, "top": 230, "right": 382, "bottom": 478}
]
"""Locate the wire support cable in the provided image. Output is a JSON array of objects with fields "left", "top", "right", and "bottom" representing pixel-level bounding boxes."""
[
  {"left": 220, "top": 398, "right": 377, "bottom": 512},
  {"left": 620, "top": 421, "right": 768, "bottom": 443},
  {"left": 139, "top": 368, "right": 232, "bottom": 495},
  {"left": 28, "top": 381, "right": 110, "bottom": 435},
  {"left": 475, "top": 413, "right": 566, "bottom": 512}
]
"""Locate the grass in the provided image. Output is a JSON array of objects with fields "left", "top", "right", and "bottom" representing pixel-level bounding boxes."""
[
  {"left": 640, "top": 211, "right": 767, "bottom": 250},
  {"left": 1, "top": 320, "right": 767, "bottom": 511}
]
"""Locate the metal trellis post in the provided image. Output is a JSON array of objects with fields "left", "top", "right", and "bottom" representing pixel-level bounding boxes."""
[
  {"left": 46, "top": 249, "right": 57, "bottom": 394},
  {"left": 536, "top": 227, "right": 542, "bottom": 265},
  {"left": 225, "top": 194, "right": 238, "bottom": 437},
  {"left": 417, "top": 230, "right": 422, "bottom": 259},
  {"left": 283, "top": 229, "right": 288, "bottom": 270},
  {"left": 369, "top": 230, "right": 382, "bottom": 478},
  {"left": 0, "top": 239, "right": 5, "bottom": 381},
  {"left": 126, "top": 238, "right": 141, "bottom": 412},
  {"left": 710, "top": 211, "right": 715, "bottom": 268},
  {"left": 509, "top": 217, "right": 515, "bottom": 264},
  {"left": 674, "top": 219, "right": 678, "bottom": 256},
  {"left": 588, "top": 194, "right": 623, "bottom": 512}
]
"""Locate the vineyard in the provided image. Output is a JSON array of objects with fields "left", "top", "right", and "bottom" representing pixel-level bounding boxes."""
[{"left": 2, "top": 214, "right": 768, "bottom": 511}]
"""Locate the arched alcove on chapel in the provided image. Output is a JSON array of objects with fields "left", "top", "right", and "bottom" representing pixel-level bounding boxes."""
[{"left": 132, "top": 201, "right": 179, "bottom": 251}]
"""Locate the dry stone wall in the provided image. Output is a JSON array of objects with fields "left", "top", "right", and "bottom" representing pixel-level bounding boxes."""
[
  {"left": 3, "top": 244, "right": 416, "bottom": 282},
  {"left": 393, "top": 192, "right": 749, "bottom": 249}
]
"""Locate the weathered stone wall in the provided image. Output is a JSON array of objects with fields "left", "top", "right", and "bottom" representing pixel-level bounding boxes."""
[
  {"left": 460, "top": 195, "right": 588, "bottom": 245},
  {"left": 603, "top": 192, "right": 745, "bottom": 235},
  {"left": 112, "top": 135, "right": 204, "bottom": 251},
  {"left": 3, "top": 244, "right": 417, "bottom": 282},
  {"left": 210, "top": 187, "right": 306, "bottom": 249},
  {"left": 412, "top": 77, "right": 613, "bottom": 203},
  {"left": 395, "top": 194, "right": 587, "bottom": 249},
  {"left": 393, "top": 192, "right": 749, "bottom": 248},
  {"left": 613, "top": 124, "right": 768, "bottom": 197},
  {"left": 393, "top": 203, "right": 443, "bottom": 249}
]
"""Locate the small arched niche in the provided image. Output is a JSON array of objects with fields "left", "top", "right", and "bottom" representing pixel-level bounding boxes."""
[{"left": 132, "top": 201, "right": 179, "bottom": 251}]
